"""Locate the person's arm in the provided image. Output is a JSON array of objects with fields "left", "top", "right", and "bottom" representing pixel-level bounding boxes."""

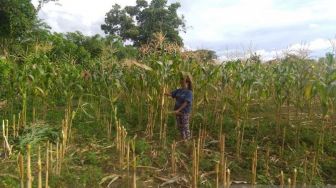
[
  {"left": 166, "top": 89, "right": 178, "bottom": 98},
  {"left": 174, "top": 91, "right": 192, "bottom": 114},
  {"left": 174, "top": 101, "right": 188, "bottom": 114}
]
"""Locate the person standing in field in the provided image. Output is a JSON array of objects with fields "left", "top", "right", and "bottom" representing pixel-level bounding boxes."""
[{"left": 165, "top": 75, "right": 193, "bottom": 140}]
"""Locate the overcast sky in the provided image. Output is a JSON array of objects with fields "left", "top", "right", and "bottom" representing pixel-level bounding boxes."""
[{"left": 32, "top": 0, "right": 336, "bottom": 60}]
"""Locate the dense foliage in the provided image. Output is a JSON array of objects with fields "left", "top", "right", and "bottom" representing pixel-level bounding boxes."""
[
  {"left": 1, "top": 38, "right": 336, "bottom": 186},
  {"left": 101, "top": 0, "right": 186, "bottom": 46}
]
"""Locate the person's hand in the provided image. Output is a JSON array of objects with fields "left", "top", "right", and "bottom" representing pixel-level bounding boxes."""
[
  {"left": 168, "top": 111, "right": 181, "bottom": 115},
  {"left": 173, "top": 110, "right": 182, "bottom": 115},
  {"left": 164, "top": 92, "right": 171, "bottom": 97}
]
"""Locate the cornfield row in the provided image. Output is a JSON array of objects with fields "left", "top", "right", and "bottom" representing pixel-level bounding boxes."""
[{"left": 0, "top": 49, "right": 336, "bottom": 187}]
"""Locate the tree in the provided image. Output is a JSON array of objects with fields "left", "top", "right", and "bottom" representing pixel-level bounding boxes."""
[
  {"left": 183, "top": 49, "right": 218, "bottom": 63},
  {"left": 194, "top": 49, "right": 218, "bottom": 62},
  {"left": 36, "top": 0, "right": 59, "bottom": 11},
  {"left": 0, "top": 0, "right": 37, "bottom": 39},
  {"left": 47, "top": 33, "right": 91, "bottom": 64},
  {"left": 0, "top": 0, "right": 56, "bottom": 56},
  {"left": 101, "top": 0, "right": 186, "bottom": 46}
]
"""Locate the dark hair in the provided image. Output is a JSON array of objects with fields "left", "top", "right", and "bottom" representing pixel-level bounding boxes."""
[{"left": 184, "top": 75, "right": 193, "bottom": 91}]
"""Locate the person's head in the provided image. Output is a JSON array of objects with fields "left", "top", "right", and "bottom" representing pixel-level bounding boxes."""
[{"left": 180, "top": 75, "right": 193, "bottom": 90}]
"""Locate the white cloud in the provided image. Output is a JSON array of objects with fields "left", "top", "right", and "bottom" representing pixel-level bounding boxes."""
[
  {"left": 309, "top": 24, "right": 319, "bottom": 29},
  {"left": 32, "top": 0, "right": 336, "bottom": 59},
  {"left": 256, "top": 49, "right": 280, "bottom": 61},
  {"left": 288, "top": 38, "right": 332, "bottom": 51},
  {"left": 309, "top": 39, "right": 332, "bottom": 51},
  {"left": 217, "top": 48, "right": 280, "bottom": 61},
  {"left": 180, "top": 0, "right": 336, "bottom": 43},
  {"left": 217, "top": 37, "right": 335, "bottom": 61},
  {"left": 34, "top": 0, "right": 137, "bottom": 35}
]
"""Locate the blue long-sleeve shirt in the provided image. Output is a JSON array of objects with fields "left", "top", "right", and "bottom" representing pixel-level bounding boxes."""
[{"left": 171, "top": 88, "right": 193, "bottom": 113}]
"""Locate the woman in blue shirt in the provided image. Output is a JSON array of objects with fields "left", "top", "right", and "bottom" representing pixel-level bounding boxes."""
[{"left": 165, "top": 75, "right": 193, "bottom": 140}]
